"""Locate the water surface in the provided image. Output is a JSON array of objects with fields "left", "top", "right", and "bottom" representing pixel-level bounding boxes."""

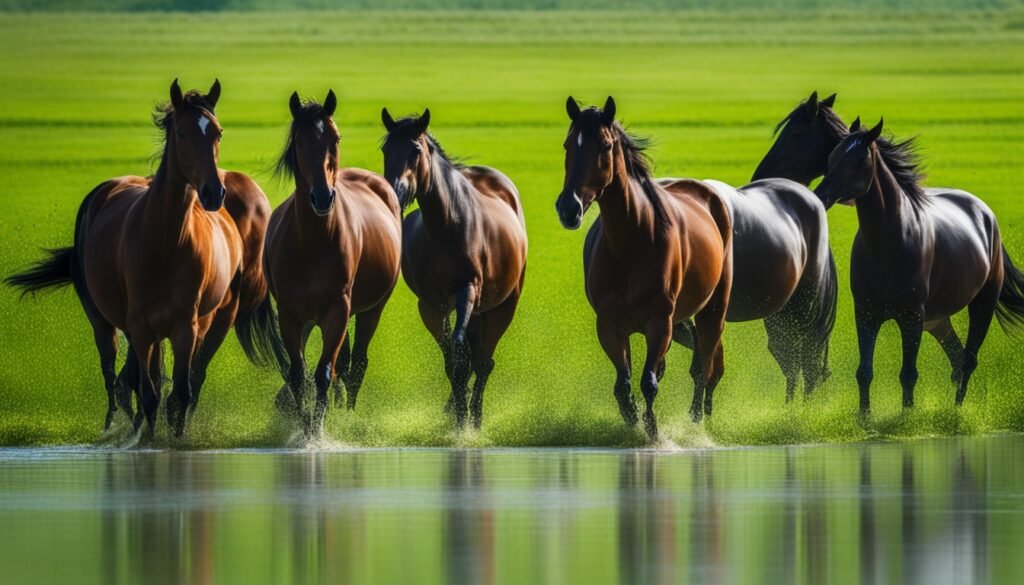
[{"left": 1, "top": 435, "right": 1022, "bottom": 584}]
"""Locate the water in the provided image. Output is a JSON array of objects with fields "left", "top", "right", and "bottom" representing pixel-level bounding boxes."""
[{"left": 1, "top": 436, "right": 1022, "bottom": 585}]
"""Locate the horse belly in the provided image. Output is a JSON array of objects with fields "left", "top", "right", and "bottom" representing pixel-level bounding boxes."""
[
  {"left": 351, "top": 222, "right": 402, "bottom": 314},
  {"left": 727, "top": 218, "right": 802, "bottom": 321},
  {"left": 925, "top": 220, "right": 992, "bottom": 319}
]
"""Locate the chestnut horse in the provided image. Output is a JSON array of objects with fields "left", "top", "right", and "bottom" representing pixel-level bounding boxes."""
[
  {"left": 754, "top": 91, "right": 984, "bottom": 387},
  {"left": 265, "top": 91, "right": 402, "bottom": 437},
  {"left": 555, "top": 97, "right": 732, "bottom": 438},
  {"left": 815, "top": 118, "right": 1024, "bottom": 412},
  {"left": 381, "top": 107, "right": 527, "bottom": 429},
  {"left": 6, "top": 80, "right": 253, "bottom": 438}
]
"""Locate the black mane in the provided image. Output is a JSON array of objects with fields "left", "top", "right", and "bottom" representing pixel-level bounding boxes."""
[
  {"left": 773, "top": 98, "right": 848, "bottom": 143},
  {"left": 273, "top": 100, "right": 336, "bottom": 180},
  {"left": 574, "top": 108, "right": 668, "bottom": 227},
  {"left": 875, "top": 133, "right": 928, "bottom": 207}
]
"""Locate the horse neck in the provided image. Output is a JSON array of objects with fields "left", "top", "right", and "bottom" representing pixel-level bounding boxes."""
[
  {"left": 854, "top": 156, "right": 915, "bottom": 252},
  {"left": 143, "top": 139, "right": 199, "bottom": 248},
  {"left": 596, "top": 148, "right": 658, "bottom": 252},
  {"left": 417, "top": 154, "right": 477, "bottom": 240}
]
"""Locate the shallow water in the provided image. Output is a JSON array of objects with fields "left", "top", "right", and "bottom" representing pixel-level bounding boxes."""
[{"left": 1, "top": 436, "right": 1021, "bottom": 585}]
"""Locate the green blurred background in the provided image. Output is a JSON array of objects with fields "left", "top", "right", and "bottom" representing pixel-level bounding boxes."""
[{"left": 0, "top": 1, "right": 1022, "bottom": 447}]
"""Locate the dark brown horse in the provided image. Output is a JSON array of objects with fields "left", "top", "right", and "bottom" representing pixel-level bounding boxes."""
[
  {"left": 755, "top": 91, "right": 983, "bottom": 387},
  {"left": 6, "top": 80, "right": 258, "bottom": 439},
  {"left": 815, "top": 118, "right": 1024, "bottom": 412},
  {"left": 381, "top": 107, "right": 527, "bottom": 429},
  {"left": 265, "top": 91, "right": 402, "bottom": 437},
  {"left": 555, "top": 97, "right": 733, "bottom": 438}
]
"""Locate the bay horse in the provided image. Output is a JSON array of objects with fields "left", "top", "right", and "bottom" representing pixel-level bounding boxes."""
[
  {"left": 815, "top": 117, "right": 1024, "bottom": 412},
  {"left": 755, "top": 91, "right": 980, "bottom": 385},
  {"left": 265, "top": 91, "right": 402, "bottom": 437},
  {"left": 6, "top": 80, "right": 258, "bottom": 439},
  {"left": 555, "top": 97, "right": 732, "bottom": 437},
  {"left": 381, "top": 107, "right": 527, "bottom": 429}
]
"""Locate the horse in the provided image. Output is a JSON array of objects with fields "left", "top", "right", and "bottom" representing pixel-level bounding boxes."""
[
  {"left": 815, "top": 117, "right": 1024, "bottom": 412},
  {"left": 5, "top": 80, "right": 258, "bottom": 439},
  {"left": 381, "top": 107, "right": 527, "bottom": 429},
  {"left": 265, "top": 91, "right": 402, "bottom": 437},
  {"left": 555, "top": 97, "right": 733, "bottom": 438},
  {"left": 754, "top": 91, "right": 982, "bottom": 386}
]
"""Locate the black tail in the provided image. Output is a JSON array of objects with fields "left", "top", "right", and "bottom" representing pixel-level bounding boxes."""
[
  {"left": 4, "top": 247, "right": 74, "bottom": 297},
  {"left": 810, "top": 247, "right": 839, "bottom": 371},
  {"left": 234, "top": 294, "right": 289, "bottom": 374},
  {"left": 996, "top": 245, "right": 1024, "bottom": 334}
]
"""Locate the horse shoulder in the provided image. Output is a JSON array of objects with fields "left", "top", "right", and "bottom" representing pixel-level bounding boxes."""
[{"left": 661, "top": 178, "right": 732, "bottom": 247}]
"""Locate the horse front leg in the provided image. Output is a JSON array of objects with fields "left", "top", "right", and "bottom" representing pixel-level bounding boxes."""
[
  {"left": 188, "top": 297, "right": 239, "bottom": 419},
  {"left": 166, "top": 321, "right": 199, "bottom": 438},
  {"left": 450, "top": 284, "right": 477, "bottom": 428},
  {"left": 854, "top": 308, "right": 883, "bottom": 415},
  {"left": 896, "top": 312, "right": 923, "bottom": 409},
  {"left": 129, "top": 333, "right": 160, "bottom": 441},
  {"left": 312, "top": 303, "right": 350, "bottom": 437},
  {"left": 597, "top": 317, "right": 637, "bottom": 427},
  {"left": 640, "top": 315, "right": 673, "bottom": 439}
]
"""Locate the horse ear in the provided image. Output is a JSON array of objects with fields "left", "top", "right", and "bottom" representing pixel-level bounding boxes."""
[
  {"left": 602, "top": 96, "right": 616, "bottom": 124},
  {"left": 416, "top": 108, "right": 431, "bottom": 134},
  {"left": 381, "top": 107, "right": 396, "bottom": 131},
  {"left": 324, "top": 90, "right": 337, "bottom": 117},
  {"left": 865, "top": 117, "right": 884, "bottom": 143},
  {"left": 849, "top": 116, "right": 861, "bottom": 132},
  {"left": 289, "top": 91, "right": 302, "bottom": 119},
  {"left": 170, "top": 79, "right": 184, "bottom": 110},
  {"left": 821, "top": 93, "right": 836, "bottom": 108},
  {"left": 206, "top": 79, "right": 221, "bottom": 109},
  {"left": 805, "top": 91, "right": 819, "bottom": 117},
  {"left": 566, "top": 96, "right": 580, "bottom": 120}
]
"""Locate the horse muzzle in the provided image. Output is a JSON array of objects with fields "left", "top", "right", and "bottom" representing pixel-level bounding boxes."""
[
  {"left": 556, "top": 192, "right": 583, "bottom": 230},
  {"left": 310, "top": 187, "right": 336, "bottom": 217},
  {"left": 392, "top": 180, "right": 411, "bottom": 210},
  {"left": 198, "top": 182, "right": 227, "bottom": 212}
]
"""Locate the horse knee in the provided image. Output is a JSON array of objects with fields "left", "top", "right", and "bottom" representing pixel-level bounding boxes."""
[
  {"left": 640, "top": 370, "right": 658, "bottom": 404},
  {"left": 856, "top": 364, "right": 873, "bottom": 389},
  {"left": 899, "top": 365, "right": 919, "bottom": 389}
]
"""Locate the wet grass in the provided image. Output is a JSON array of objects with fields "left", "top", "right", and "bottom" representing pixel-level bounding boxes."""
[{"left": 0, "top": 9, "right": 1022, "bottom": 447}]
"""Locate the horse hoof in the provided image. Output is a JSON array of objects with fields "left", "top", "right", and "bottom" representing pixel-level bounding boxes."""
[
  {"left": 689, "top": 407, "right": 703, "bottom": 424},
  {"left": 643, "top": 411, "right": 658, "bottom": 440}
]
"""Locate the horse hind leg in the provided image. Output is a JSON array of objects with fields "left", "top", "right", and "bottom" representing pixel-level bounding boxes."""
[
  {"left": 957, "top": 279, "right": 1000, "bottom": 405},
  {"left": 416, "top": 300, "right": 456, "bottom": 414},
  {"left": 764, "top": 312, "right": 801, "bottom": 403},
  {"left": 332, "top": 331, "right": 351, "bottom": 409},
  {"left": 187, "top": 299, "right": 239, "bottom": 418},
  {"left": 90, "top": 321, "right": 119, "bottom": 431},
  {"left": 598, "top": 318, "right": 638, "bottom": 427},
  {"left": 345, "top": 300, "right": 390, "bottom": 411},
  {"left": 925, "top": 317, "right": 964, "bottom": 387},
  {"left": 895, "top": 311, "right": 924, "bottom": 409}
]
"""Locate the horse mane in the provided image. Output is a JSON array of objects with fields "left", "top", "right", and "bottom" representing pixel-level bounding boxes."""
[
  {"left": 874, "top": 133, "right": 928, "bottom": 208},
  {"left": 575, "top": 108, "right": 669, "bottom": 228},
  {"left": 773, "top": 98, "right": 848, "bottom": 143},
  {"left": 273, "top": 99, "right": 337, "bottom": 181},
  {"left": 383, "top": 116, "right": 476, "bottom": 225}
]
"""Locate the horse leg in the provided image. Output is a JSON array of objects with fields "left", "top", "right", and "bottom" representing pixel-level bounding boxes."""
[
  {"left": 166, "top": 322, "right": 198, "bottom": 438},
  {"left": 925, "top": 318, "right": 964, "bottom": 386},
  {"left": 467, "top": 293, "right": 519, "bottom": 429},
  {"left": 90, "top": 321, "right": 119, "bottom": 431},
  {"left": 764, "top": 313, "right": 800, "bottom": 403},
  {"left": 449, "top": 285, "right": 477, "bottom": 427},
  {"left": 278, "top": 311, "right": 309, "bottom": 429},
  {"left": 346, "top": 300, "right": 389, "bottom": 411},
  {"left": 854, "top": 309, "right": 883, "bottom": 415},
  {"left": 114, "top": 340, "right": 138, "bottom": 422},
  {"left": 187, "top": 299, "right": 239, "bottom": 418},
  {"left": 332, "top": 331, "right": 351, "bottom": 409},
  {"left": 312, "top": 304, "right": 350, "bottom": 437},
  {"left": 130, "top": 335, "right": 160, "bottom": 440},
  {"left": 957, "top": 279, "right": 1000, "bottom": 405},
  {"left": 691, "top": 310, "right": 726, "bottom": 422},
  {"left": 640, "top": 316, "right": 673, "bottom": 439},
  {"left": 597, "top": 317, "right": 638, "bottom": 427},
  {"left": 895, "top": 311, "right": 924, "bottom": 409}
]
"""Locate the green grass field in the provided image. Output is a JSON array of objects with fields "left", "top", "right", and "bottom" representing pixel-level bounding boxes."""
[{"left": 0, "top": 7, "right": 1022, "bottom": 447}]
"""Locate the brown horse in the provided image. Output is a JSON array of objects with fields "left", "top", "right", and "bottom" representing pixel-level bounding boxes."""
[
  {"left": 6, "top": 80, "right": 251, "bottom": 439},
  {"left": 816, "top": 118, "right": 1024, "bottom": 412},
  {"left": 555, "top": 97, "right": 733, "bottom": 438},
  {"left": 381, "top": 107, "right": 527, "bottom": 429},
  {"left": 265, "top": 91, "right": 402, "bottom": 437}
]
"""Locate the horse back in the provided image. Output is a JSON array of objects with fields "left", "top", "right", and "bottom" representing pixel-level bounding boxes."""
[
  {"left": 338, "top": 167, "right": 401, "bottom": 220},
  {"left": 463, "top": 165, "right": 526, "bottom": 227}
]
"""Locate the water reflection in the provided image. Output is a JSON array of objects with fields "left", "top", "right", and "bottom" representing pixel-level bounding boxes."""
[{"left": 0, "top": 436, "right": 1020, "bottom": 585}]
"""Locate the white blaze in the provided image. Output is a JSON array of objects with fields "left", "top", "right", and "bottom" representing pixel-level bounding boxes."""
[
  {"left": 577, "top": 133, "right": 583, "bottom": 147},
  {"left": 315, "top": 120, "right": 325, "bottom": 136},
  {"left": 198, "top": 115, "right": 210, "bottom": 136}
]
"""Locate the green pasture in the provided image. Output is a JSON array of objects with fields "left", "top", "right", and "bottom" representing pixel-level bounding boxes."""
[{"left": 0, "top": 8, "right": 1022, "bottom": 447}]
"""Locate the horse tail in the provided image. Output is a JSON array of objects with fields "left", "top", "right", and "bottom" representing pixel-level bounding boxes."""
[
  {"left": 808, "top": 247, "right": 839, "bottom": 375},
  {"left": 5, "top": 184, "right": 100, "bottom": 305},
  {"left": 234, "top": 292, "right": 289, "bottom": 374},
  {"left": 996, "top": 245, "right": 1024, "bottom": 334}
]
